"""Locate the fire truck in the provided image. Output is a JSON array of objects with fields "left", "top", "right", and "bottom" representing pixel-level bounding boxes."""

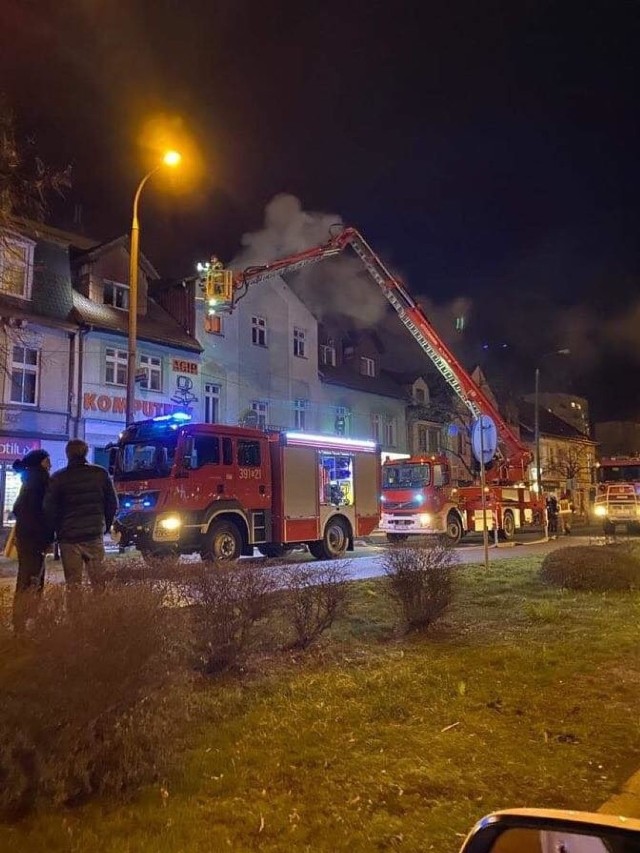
[
  {"left": 200, "top": 227, "right": 540, "bottom": 545},
  {"left": 593, "top": 456, "right": 640, "bottom": 535},
  {"left": 111, "top": 414, "right": 380, "bottom": 561}
]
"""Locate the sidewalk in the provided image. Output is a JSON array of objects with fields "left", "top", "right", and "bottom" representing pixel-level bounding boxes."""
[{"left": 600, "top": 770, "right": 640, "bottom": 818}]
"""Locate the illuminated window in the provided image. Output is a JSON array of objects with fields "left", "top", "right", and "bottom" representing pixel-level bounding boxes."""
[
  {"left": 0, "top": 237, "right": 34, "bottom": 299},
  {"left": 205, "top": 314, "right": 223, "bottom": 334}
]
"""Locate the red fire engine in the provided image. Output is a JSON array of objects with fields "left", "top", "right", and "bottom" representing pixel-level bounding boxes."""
[
  {"left": 200, "top": 227, "right": 541, "bottom": 544},
  {"left": 111, "top": 415, "right": 380, "bottom": 561},
  {"left": 593, "top": 456, "right": 640, "bottom": 534}
]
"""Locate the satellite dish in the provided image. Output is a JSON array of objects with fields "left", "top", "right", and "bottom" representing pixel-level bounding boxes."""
[
  {"left": 471, "top": 415, "right": 498, "bottom": 465},
  {"left": 239, "top": 409, "right": 259, "bottom": 428}
]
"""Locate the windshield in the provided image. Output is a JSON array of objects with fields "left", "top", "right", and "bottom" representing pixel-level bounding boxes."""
[
  {"left": 383, "top": 464, "right": 431, "bottom": 490},
  {"left": 115, "top": 439, "right": 176, "bottom": 481},
  {"left": 598, "top": 465, "right": 640, "bottom": 484}
]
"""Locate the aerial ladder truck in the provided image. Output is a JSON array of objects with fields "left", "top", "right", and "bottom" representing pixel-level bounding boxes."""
[{"left": 202, "top": 228, "right": 541, "bottom": 544}]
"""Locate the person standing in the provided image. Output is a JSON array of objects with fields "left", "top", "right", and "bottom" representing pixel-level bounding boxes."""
[
  {"left": 43, "top": 439, "right": 118, "bottom": 609},
  {"left": 546, "top": 494, "right": 559, "bottom": 539},
  {"left": 11, "top": 449, "right": 52, "bottom": 634}
]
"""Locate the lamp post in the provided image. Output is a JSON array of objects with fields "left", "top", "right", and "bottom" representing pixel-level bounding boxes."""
[
  {"left": 125, "top": 150, "right": 181, "bottom": 426},
  {"left": 534, "top": 348, "right": 570, "bottom": 498}
]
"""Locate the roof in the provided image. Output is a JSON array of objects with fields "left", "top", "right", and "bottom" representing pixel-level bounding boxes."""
[
  {"left": 320, "top": 365, "right": 408, "bottom": 400},
  {"left": 73, "top": 235, "right": 159, "bottom": 279},
  {"left": 7, "top": 217, "right": 100, "bottom": 251},
  {"left": 71, "top": 292, "right": 202, "bottom": 353},
  {"left": 519, "top": 399, "right": 596, "bottom": 443}
]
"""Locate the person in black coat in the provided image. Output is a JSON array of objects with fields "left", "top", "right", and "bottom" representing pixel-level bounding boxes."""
[{"left": 11, "top": 449, "right": 52, "bottom": 633}]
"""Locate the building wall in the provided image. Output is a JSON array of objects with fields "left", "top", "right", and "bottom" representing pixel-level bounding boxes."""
[
  {"left": 534, "top": 435, "right": 596, "bottom": 514},
  {"left": 525, "top": 392, "right": 590, "bottom": 436}
]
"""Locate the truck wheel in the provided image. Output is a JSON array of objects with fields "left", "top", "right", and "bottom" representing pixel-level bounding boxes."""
[
  {"left": 499, "top": 511, "right": 516, "bottom": 541},
  {"left": 257, "top": 544, "right": 293, "bottom": 558},
  {"left": 201, "top": 520, "right": 242, "bottom": 562},
  {"left": 603, "top": 521, "right": 615, "bottom": 536},
  {"left": 445, "top": 513, "right": 463, "bottom": 545},
  {"left": 309, "top": 517, "right": 349, "bottom": 560},
  {"left": 386, "top": 533, "right": 409, "bottom": 543}
]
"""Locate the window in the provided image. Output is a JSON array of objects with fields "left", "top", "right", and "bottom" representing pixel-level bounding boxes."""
[
  {"left": 222, "top": 437, "right": 233, "bottom": 465},
  {"left": 415, "top": 387, "right": 426, "bottom": 404},
  {"left": 10, "top": 345, "right": 38, "bottom": 405},
  {"left": 294, "top": 399, "right": 307, "bottom": 430},
  {"left": 335, "top": 406, "right": 349, "bottom": 436},
  {"left": 384, "top": 418, "right": 396, "bottom": 447},
  {"left": 204, "top": 314, "right": 223, "bottom": 334},
  {"left": 418, "top": 425, "right": 428, "bottom": 453},
  {"left": 0, "top": 237, "right": 34, "bottom": 298},
  {"left": 192, "top": 436, "right": 220, "bottom": 468},
  {"left": 320, "top": 344, "right": 336, "bottom": 366},
  {"left": 238, "top": 440, "right": 261, "bottom": 467},
  {"left": 139, "top": 355, "right": 162, "bottom": 391},
  {"left": 371, "top": 413, "right": 382, "bottom": 442},
  {"left": 251, "top": 316, "right": 267, "bottom": 347},
  {"left": 105, "top": 348, "right": 128, "bottom": 386},
  {"left": 360, "top": 356, "right": 375, "bottom": 377},
  {"left": 251, "top": 400, "right": 268, "bottom": 429},
  {"left": 103, "top": 280, "right": 129, "bottom": 309},
  {"left": 204, "top": 383, "right": 220, "bottom": 424},
  {"left": 293, "top": 328, "right": 306, "bottom": 358}
]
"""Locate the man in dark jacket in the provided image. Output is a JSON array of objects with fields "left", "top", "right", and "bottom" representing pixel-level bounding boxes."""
[{"left": 43, "top": 439, "right": 118, "bottom": 600}]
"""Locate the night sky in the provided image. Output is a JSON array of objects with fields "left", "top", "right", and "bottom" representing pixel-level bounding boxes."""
[{"left": 2, "top": 0, "right": 639, "bottom": 420}]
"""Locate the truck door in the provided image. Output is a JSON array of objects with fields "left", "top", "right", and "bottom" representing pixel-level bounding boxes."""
[
  {"left": 235, "top": 437, "right": 271, "bottom": 511},
  {"left": 178, "top": 433, "right": 225, "bottom": 509}
]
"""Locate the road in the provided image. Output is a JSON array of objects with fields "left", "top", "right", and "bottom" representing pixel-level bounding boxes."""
[{"left": 0, "top": 529, "right": 613, "bottom": 587}]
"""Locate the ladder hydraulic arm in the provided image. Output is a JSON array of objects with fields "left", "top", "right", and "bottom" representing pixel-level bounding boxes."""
[{"left": 204, "top": 227, "right": 532, "bottom": 482}]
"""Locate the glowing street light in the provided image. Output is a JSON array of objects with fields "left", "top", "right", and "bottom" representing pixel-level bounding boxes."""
[{"left": 125, "top": 150, "right": 181, "bottom": 425}]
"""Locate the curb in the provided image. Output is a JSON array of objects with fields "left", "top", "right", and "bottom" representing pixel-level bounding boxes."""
[{"left": 600, "top": 769, "right": 640, "bottom": 819}]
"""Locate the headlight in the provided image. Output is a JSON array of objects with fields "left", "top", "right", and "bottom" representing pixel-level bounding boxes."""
[
  {"left": 594, "top": 505, "right": 607, "bottom": 517},
  {"left": 158, "top": 515, "right": 182, "bottom": 531},
  {"left": 418, "top": 513, "right": 432, "bottom": 526},
  {"left": 415, "top": 493, "right": 425, "bottom": 504}
]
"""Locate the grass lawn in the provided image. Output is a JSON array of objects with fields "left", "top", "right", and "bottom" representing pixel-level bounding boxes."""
[{"left": 1, "top": 555, "right": 639, "bottom": 852}]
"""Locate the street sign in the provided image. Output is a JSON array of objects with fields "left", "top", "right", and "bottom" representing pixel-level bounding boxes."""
[{"left": 471, "top": 415, "right": 498, "bottom": 465}]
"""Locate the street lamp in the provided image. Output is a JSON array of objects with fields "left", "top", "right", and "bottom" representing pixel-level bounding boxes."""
[
  {"left": 125, "top": 150, "right": 182, "bottom": 425},
  {"left": 534, "top": 348, "right": 570, "bottom": 497}
]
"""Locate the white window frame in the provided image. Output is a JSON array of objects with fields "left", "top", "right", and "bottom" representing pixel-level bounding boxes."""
[
  {"left": 320, "top": 344, "right": 336, "bottom": 366},
  {"left": 204, "top": 383, "right": 220, "bottom": 424},
  {"left": 103, "top": 280, "right": 130, "bottom": 310},
  {"left": 293, "top": 328, "right": 306, "bottom": 358},
  {"left": 139, "top": 354, "right": 162, "bottom": 392},
  {"left": 360, "top": 356, "right": 376, "bottom": 377},
  {"left": 335, "top": 405, "right": 350, "bottom": 436},
  {"left": 9, "top": 345, "right": 39, "bottom": 406},
  {"left": 0, "top": 235, "right": 35, "bottom": 300},
  {"left": 251, "top": 316, "right": 267, "bottom": 347},
  {"left": 105, "top": 347, "right": 128, "bottom": 386},
  {"left": 251, "top": 400, "right": 268, "bottom": 429},
  {"left": 294, "top": 399, "right": 307, "bottom": 430}
]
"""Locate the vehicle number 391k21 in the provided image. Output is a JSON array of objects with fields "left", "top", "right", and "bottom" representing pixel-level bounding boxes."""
[{"left": 239, "top": 468, "right": 262, "bottom": 480}]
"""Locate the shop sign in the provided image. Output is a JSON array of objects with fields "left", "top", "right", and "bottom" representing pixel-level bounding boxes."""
[
  {"left": 172, "top": 359, "right": 198, "bottom": 375},
  {"left": 0, "top": 437, "right": 42, "bottom": 461},
  {"left": 83, "top": 393, "right": 184, "bottom": 419}
]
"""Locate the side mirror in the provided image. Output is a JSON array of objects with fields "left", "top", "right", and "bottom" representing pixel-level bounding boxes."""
[
  {"left": 107, "top": 447, "right": 118, "bottom": 476},
  {"left": 182, "top": 454, "right": 193, "bottom": 470},
  {"left": 459, "top": 809, "right": 640, "bottom": 853}
]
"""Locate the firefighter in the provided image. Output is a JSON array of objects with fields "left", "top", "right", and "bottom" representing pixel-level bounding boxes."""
[{"left": 559, "top": 490, "right": 575, "bottom": 535}]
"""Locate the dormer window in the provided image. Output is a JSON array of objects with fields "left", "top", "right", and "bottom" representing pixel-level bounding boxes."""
[
  {"left": 104, "top": 280, "right": 130, "bottom": 310},
  {"left": 0, "top": 236, "right": 35, "bottom": 299},
  {"left": 415, "top": 387, "right": 426, "bottom": 404},
  {"left": 320, "top": 344, "right": 336, "bottom": 366},
  {"left": 360, "top": 356, "right": 375, "bottom": 377}
]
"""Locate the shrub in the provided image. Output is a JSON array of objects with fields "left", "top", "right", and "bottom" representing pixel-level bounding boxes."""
[
  {"left": 279, "top": 561, "right": 350, "bottom": 649},
  {"left": 383, "top": 538, "right": 457, "bottom": 631},
  {"left": 540, "top": 544, "right": 640, "bottom": 591},
  {"left": 186, "top": 560, "right": 281, "bottom": 673},
  {"left": 0, "top": 584, "right": 190, "bottom": 818}
]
